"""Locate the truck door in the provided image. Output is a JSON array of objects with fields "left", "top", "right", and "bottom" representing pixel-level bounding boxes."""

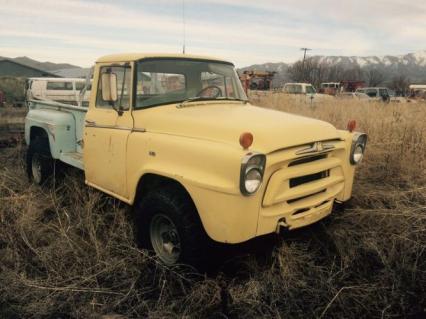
[{"left": 84, "top": 63, "right": 133, "bottom": 200}]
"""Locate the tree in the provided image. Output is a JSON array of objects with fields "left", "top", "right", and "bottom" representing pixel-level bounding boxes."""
[
  {"left": 365, "top": 68, "right": 385, "bottom": 86},
  {"left": 390, "top": 75, "right": 410, "bottom": 96},
  {"left": 288, "top": 58, "right": 350, "bottom": 88}
]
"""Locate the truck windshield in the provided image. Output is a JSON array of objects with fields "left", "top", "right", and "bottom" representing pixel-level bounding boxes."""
[{"left": 134, "top": 58, "right": 247, "bottom": 109}]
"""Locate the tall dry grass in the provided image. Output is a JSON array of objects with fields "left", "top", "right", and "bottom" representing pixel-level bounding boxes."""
[
  {"left": 0, "top": 95, "right": 425, "bottom": 318},
  {"left": 0, "top": 77, "right": 26, "bottom": 103}
]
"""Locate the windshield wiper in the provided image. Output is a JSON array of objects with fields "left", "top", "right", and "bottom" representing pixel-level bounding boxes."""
[{"left": 177, "top": 96, "right": 247, "bottom": 108}]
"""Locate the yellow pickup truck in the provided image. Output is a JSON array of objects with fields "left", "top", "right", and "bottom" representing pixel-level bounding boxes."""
[{"left": 25, "top": 53, "right": 367, "bottom": 265}]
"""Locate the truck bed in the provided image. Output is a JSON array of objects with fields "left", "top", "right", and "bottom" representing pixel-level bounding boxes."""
[{"left": 25, "top": 99, "right": 87, "bottom": 170}]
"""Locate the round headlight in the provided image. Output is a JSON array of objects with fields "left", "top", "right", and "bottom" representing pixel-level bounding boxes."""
[
  {"left": 350, "top": 133, "right": 367, "bottom": 165},
  {"left": 244, "top": 168, "right": 262, "bottom": 194},
  {"left": 353, "top": 144, "right": 364, "bottom": 163}
]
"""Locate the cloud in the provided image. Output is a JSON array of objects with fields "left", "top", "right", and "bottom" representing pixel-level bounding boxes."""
[{"left": 1, "top": 0, "right": 425, "bottom": 67}]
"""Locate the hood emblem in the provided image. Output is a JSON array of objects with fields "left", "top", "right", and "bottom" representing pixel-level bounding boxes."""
[{"left": 296, "top": 142, "right": 335, "bottom": 155}]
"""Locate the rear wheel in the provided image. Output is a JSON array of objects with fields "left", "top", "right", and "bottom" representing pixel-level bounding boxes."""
[
  {"left": 135, "top": 185, "right": 208, "bottom": 267},
  {"left": 26, "top": 136, "right": 54, "bottom": 185}
]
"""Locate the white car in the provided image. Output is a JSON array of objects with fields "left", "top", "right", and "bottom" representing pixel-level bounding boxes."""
[
  {"left": 355, "top": 87, "right": 393, "bottom": 102},
  {"left": 26, "top": 78, "right": 91, "bottom": 107},
  {"left": 336, "top": 92, "right": 372, "bottom": 101},
  {"left": 283, "top": 83, "right": 333, "bottom": 104},
  {"left": 283, "top": 83, "right": 316, "bottom": 95}
]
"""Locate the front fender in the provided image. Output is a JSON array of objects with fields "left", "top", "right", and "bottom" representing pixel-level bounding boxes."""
[
  {"left": 126, "top": 132, "right": 260, "bottom": 243},
  {"left": 335, "top": 129, "right": 364, "bottom": 201}
]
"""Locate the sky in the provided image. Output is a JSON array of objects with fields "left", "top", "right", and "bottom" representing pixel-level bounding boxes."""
[{"left": 1, "top": 0, "right": 425, "bottom": 68}]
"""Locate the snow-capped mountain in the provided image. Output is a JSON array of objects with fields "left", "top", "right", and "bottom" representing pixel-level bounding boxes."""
[
  {"left": 240, "top": 51, "right": 426, "bottom": 85},
  {"left": 316, "top": 51, "right": 426, "bottom": 68}
]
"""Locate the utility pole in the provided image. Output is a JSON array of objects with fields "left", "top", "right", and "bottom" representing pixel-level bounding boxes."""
[{"left": 300, "top": 48, "right": 311, "bottom": 81}]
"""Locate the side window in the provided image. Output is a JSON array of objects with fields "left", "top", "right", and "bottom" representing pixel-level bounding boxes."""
[
  {"left": 47, "top": 81, "right": 73, "bottom": 90},
  {"left": 365, "top": 89, "right": 377, "bottom": 98},
  {"left": 96, "top": 66, "right": 131, "bottom": 110},
  {"left": 285, "top": 85, "right": 302, "bottom": 94}
]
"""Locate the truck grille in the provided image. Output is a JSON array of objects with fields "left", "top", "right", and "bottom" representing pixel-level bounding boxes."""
[
  {"left": 289, "top": 170, "right": 329, "bottom": 188},
  {"left": 262, "top": 151, "right": 344, "bottom": 208},
  {"left": 288, "top": 154, "right": 327, "bottom": 167}
]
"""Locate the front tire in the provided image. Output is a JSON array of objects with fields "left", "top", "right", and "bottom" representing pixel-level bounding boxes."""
[
  {"left": 26, "top": 136, "right": 54, "bottom": 185},
  {"left": 135, "top": 186, "right": 208, "bottom": 267}
]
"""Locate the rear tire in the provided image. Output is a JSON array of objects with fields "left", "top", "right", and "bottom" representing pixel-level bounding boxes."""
[
  {"left": 26, "top": 136, "right": 54, "bottom": 185},
  {"left": 135, "top": 185, "right": 208, "bottom": 267}
]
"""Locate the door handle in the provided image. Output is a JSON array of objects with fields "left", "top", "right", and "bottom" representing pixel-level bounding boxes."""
[{"left": 85, "top": 119, "right": 96, "bottom": 126}]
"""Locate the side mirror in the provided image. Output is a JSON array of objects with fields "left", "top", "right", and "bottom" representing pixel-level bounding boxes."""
[{"left": 101, "top": 72, "right": 118, "bottom": 102}]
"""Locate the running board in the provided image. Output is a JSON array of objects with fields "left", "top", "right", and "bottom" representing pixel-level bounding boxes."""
[{"left": 59, "top": 152, "right": 84, "bottom": 170}]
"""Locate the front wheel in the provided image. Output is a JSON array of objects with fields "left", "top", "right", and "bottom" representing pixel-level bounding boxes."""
[
  {"left": 26, "top": 137, "right": 54, "bottom": 185},
  {"left": 135, "top": 186, "right": 208, "bottom": 267}
]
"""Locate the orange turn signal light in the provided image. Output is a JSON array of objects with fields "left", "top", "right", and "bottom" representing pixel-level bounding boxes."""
[
  {"left": 347, "top": 120, "right": 356, "bottom": 132},
  {"left": 239, "top": 132, "right": 253, "bottom": 149}
]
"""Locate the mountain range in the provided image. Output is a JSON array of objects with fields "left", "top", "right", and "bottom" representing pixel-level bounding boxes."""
[
  {"left": 2, "top": 51, "right": 426, "bottom": 84},
  {"left": 239, "top": 51, "right": 426, "bottom": 86},
  {"left": 0, "top": 56, "right": 90, "bottom": 78}
]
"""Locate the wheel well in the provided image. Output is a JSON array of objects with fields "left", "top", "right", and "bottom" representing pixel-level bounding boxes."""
[
  {"left": 30, "top": 126, "right": 48, "bottom": 142},
  {"left": 134, "top": 173, "right": 194, "bottom": 205}
]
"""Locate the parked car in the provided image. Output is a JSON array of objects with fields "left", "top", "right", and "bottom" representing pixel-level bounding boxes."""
[
  {"left": 408, "top": 84, "right": 426, "bottom": 100},
  {"left": 336, "top": 92, "right": 371, "bottom": 101},
  {"left": 25, "top": 53, "right": 367, "bottom": 266},
  {"left": 355, "top": 87, "right": 393, "bottom": 102},
  {"left": 319, "top": 82, "right": 341, "bottom": 95},
  {"left": 283, "top": 83, "right": 334, "bottom": 104},
  {"left": 26, "top": 77, "right": 91, "bottom": 107},
  {"left": 283, "top": 83, "right": 316, "bottom": 95}
]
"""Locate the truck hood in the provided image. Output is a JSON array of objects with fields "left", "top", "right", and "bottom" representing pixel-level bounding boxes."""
[{"left": 134, "top": 102, "right": 340, "bottom": 154}]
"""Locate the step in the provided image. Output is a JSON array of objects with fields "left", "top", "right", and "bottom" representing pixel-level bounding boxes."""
[{"left": 60, "top": 152, "right": 84, "bottom": 170}]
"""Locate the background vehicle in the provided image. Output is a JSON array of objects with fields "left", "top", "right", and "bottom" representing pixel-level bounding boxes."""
[
  {"left": 320, "top": 82, "right": 341, "bottom": 95},
  {"left": 408, "top": 84, "right": 426, "bottom": 100},
  {"left": 26, "top": 77, "right": 91, "bottom": 107},
  {"left": 340, "top": 80, "right": 365, "bottom": 92},
  {"left": 25, "top": 53, "right": 367, "bottom": 266},
  {"left": 283, "top": 83, "right": 334, "bottom": 104},
  {"left": 283, "top": 83, "right": 316, "bottom": 95},
  {"left": 336, "top": 92, "right": 372, "bottom": 101},
  {"left": 240, "top": 70, "right": 276, "bottom": 92},
  {"left": 356, "top": 87, "right": 393, "bottom": 102}
]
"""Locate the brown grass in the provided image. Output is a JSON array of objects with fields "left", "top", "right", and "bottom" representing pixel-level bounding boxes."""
[{"left": 0, "top": 95, "right": 425, "bottom": 318}]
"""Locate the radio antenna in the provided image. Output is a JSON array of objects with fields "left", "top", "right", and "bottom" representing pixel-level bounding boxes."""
[{"left": 182, "top": 0, "right": 186, "bottom": 54}]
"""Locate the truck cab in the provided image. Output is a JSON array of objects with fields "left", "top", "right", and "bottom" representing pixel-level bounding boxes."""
[{"left": 25, "top": 53, "right": 367, "bottom": 266}]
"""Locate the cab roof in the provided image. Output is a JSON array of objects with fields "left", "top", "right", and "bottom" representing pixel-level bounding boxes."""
[{"left": 96, "top": 53, "right": 233, "bottom": 65}]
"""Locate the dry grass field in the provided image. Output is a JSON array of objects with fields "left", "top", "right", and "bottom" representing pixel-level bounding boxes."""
[{"left": 0, "top": 95, "right": 425, "bottom": 318}]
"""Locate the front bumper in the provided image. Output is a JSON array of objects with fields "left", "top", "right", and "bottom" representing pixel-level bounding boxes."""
[{"left": 275, "top": 199, "right": 334, "bottom": 232}]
